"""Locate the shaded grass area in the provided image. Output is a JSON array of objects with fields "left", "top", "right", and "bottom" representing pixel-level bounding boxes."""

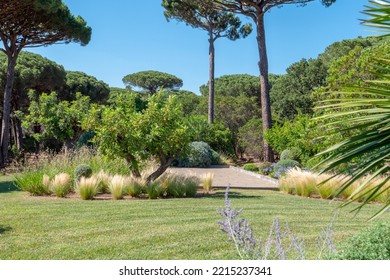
[
  {"left": 0, "top": 176, "right": 19, "bottom": 193},
  {"left": 0, "top": 180, "right": 388, "bottom": 260}
]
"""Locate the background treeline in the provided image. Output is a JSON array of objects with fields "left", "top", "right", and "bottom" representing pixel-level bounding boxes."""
[{"left": 0, "top": 35, "right": 386, "bottom": 166}]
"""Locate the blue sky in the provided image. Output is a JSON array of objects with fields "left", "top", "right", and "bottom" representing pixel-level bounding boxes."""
[{"left": 31, "top": 0, "right": 370, "bottom": 94}]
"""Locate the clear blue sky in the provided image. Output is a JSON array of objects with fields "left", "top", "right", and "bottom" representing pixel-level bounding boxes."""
[{"left": 30, "top": 0, "right": 370, "bottom": 94}]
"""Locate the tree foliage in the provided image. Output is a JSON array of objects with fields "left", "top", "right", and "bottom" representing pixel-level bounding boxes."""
[
  {"left": 122, "top": 70, "right": 183, "bottom": 95},
  {"left": 61, "top": 71, "right": 110, "bottom": 103},
  {"left": 270, "top": 58, "right": 327, "bottom": 120},
  {"left": 163, "top": 0, "right": 252, "bottom": 123},
  {"left": 0, "top": 0, "right": 92, "bottom": 166},
  {"left": 19, "top": 91, "right": 91, "bottom": 145},
  {"left": 84, "top": 92, "right": 192, "bottom": 182}
]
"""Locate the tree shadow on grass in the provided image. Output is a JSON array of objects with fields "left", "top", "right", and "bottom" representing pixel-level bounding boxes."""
[
  {"left": 0, "top": 180, "right": 19, "bottom": 193},
  {"left": 0, "top": 225, "right": 12, "bottom": 235}
]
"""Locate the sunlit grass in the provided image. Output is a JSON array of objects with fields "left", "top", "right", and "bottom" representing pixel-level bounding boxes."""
[{"left": 0, "top": 182, "right": 387, "bottom": 260}]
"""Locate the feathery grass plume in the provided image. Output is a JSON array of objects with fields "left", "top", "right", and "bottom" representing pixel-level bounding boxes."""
[
  {"left": 201, "top": 172, "right": 214, "bottom": 192},
  {"left": 50, "top": 173, "right": 72, "bottom": 198},
  {"left": 77, "top": 176, "right": 99, "bottom": 200},
  {"left": 109, "top": 175, "right": 126, "bottom": 200},
  {"left": 96, "top": 170, "right": 112, "bottom": 194},
  {"left": 42, "top": 174, "right": 51, "bottom": 191},
  {"left": 317, "top": 174, "right": 338, "bottom": 199}
]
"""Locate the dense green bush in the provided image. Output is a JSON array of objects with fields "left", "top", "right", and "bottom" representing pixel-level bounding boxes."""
[
  {"left": 330, "top": 223, "right": 390, "bottom": 260},
  {"left": 74, "top": 164, "right": 93, "bottom": 182},
  {"left": 243, "top": 163, "right": 258, "bottom": 172},
  {"left": 280, "top": 149, "right": 300, "bottom": 161},
  {"left": 177, "top": 141, "right": 220, "bottom": 168}
]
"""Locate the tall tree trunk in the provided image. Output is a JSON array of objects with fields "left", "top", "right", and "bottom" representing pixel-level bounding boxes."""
[
  {"left": 256, "top": 13, "right": 274, "bottom": 162},
  {"left": 1, "top": 53, "right": 18, "bottom": 167},
  {"left": 208, "top": 32, "right": 215, "bottom": 124}
]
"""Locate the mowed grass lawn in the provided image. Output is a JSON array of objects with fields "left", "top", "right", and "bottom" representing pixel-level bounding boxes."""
[{"left": 0, "top": 176, "right": 388, "bottom": 260}]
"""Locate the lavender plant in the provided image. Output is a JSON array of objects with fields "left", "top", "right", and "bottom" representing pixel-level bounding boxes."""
[{"left": 217, "top": 186, "right": 336, "bottom": 260}]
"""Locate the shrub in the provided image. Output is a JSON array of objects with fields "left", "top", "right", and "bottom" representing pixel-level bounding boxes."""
[
  {"left": 50, "top": 173, "right": 72, "bottom": 198},
  {"left": 76, "top": 177, "right": 99, "bottom": 200},
  {"left": 330, "top": 223, "right": 390, "bottom": 260},
  {"left": 258, "top": 162, "right": 273, "bottom": 175},
  {"left": 177, "top": 141, "right": 220, "bottom": 168},
  {"left": 272, "top": 160, "right": 300, "bottom": 178},
  {"left": 210, "top": 150, "right": 221, "bottom": 165},
  {"left": 74, "top": 164, "right": 93, "bottom": 182},
  {"left": 280, "top": 149, "right": 300, "bottom": 161},
  {"left": 201, "top": 173, "right": 214, "bottom": 192},
  {"left": 14, "top": 170, "right": 50, "bottom": 196},
  {"left": 243, "top": 163, "right": 258, "bottom": 172}
]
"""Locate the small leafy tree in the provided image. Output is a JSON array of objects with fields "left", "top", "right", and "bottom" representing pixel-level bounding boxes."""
[
  {"left": 162, "top": 0, "right": 252, "bottom": 123},
  {"left": 19, "top": 92, "right": 91, "bottom": 149},
  {"left": 84, "top": 92, "right": 192, "bottom": 182},
  {"left": 122, "top": 70, "right": 183, "bottom": 95}
]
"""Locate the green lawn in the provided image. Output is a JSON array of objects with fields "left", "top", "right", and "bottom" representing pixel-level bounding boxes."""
[{"left": 0, "top": 176, "right": 388, "bottom": 260}]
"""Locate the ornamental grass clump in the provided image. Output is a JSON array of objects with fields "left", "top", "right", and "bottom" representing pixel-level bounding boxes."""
[
  {"left": 162, "top": 174, "right": 199, "bottom": 198},
  {"left": 50, "top": 173, "right": 72, "bottom": 198},
  {"left": 279, "top": 168, "right": 317, "bottom": 197},
  {"left": 77, "top": 176, "right": 99, "bottom": 200},
  {"left": 109, "top": 175, "right": 127, "bottom": 200},
  {"left": 96, "top": 170, "right": 112, "bottom": 194},
  {"left": 201, "top": 173, "right": 214, "bottom": 193},
  {"left": 146, "top": 181, "right": 165, "bottom": 199},
  {"left": 125, "top": 177, "right": 145, "bottom": 197},
  {"left": 14, "top": 170, "right": 50, "bottom": 196}
]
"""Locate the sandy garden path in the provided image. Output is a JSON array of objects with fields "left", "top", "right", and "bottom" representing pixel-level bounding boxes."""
[{"left": 168, "top": 165, "right": 278, "bottom": 190}]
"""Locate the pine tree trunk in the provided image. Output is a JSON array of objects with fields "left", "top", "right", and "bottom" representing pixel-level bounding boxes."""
[
  {"left": 1, "top": 53, "right": 18, "bottom": 167},
  {"left": 208, "top": 33, "right": 215, "bottom": 124},
  {"left": 256, "top": 13, "right": 274, "bottom": 162}
]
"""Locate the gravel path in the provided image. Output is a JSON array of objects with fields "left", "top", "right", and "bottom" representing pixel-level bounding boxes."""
[{"left": 168, "top": 165, "right": 278, "bottom": 190}]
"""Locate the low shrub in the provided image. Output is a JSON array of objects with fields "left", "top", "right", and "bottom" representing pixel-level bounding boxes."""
[
  {"left": 201, "top": 173, "right": 214, "bottom": 192},
  {"left": 77, "top": 177, "right": 99, "bottom": 200},
  {"left": 50, "top": 173, "right": 72, "bottom": 198},
  {"left": 177, "top": 141, "right": 220, "bottom": 168},
  {"left": 243, "top": 163, "right": 258, "bottom": 172},
  {"left": 329, "top": 223, "right": 390, "bottom": 260},
  {"left": 14, "top": 170, "right": 50, "bottom": 196},
  {"left": 280, "top": 149, "right": 300, "bottom": 161},
  {"left": 272, "top": 160, "right": 300, "bottom": 178},
  {"left": 258, "top": 162, "right": 273, "bottom": 175},
  {"left": 74, "top": 164, "right": 93, "bottom": 182}
]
